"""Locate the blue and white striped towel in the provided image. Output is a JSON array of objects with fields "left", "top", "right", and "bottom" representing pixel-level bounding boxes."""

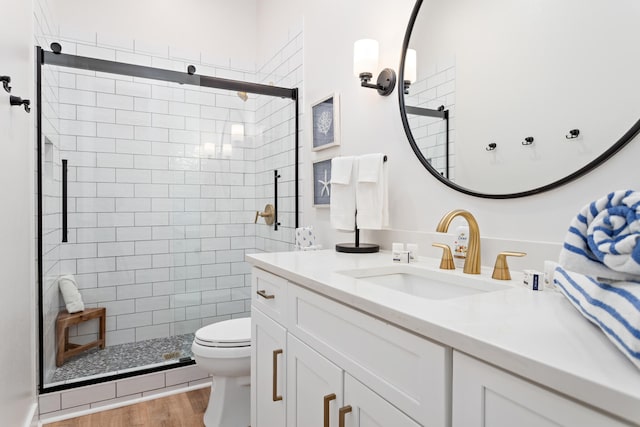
[
  {"left": 554, "top": 266, "right": 640, "bottom": 370},
  {"left": 558, "top": 190, "right": 640, "bottom": 282}
]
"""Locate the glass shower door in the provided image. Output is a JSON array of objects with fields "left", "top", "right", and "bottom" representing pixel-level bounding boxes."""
[{"left": 39, "top": 55, "right": 298, "bottom": 389}]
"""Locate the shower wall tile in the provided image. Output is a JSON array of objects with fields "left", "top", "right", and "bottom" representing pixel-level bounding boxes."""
[
  {"left": 97, "top": 93, "right": 134, "bottom": 110},
  {"left": 42, "top": 30, "right": 303, "bottom": 355},
  {"left": 61, "top": 382, "right": 115, "bottom": 409}
]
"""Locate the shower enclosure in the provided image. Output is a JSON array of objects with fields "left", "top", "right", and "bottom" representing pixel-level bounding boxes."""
[{"left": 37, "top": 45, "right": 299, "bottom": 392}]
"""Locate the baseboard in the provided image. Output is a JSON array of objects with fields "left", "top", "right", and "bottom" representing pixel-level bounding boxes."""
[
  {"left": 39, "top": 382, "right": 209, "bottom": 425},
  {"left": 25, "top": 402, "right": 38, "bottom": 427}
]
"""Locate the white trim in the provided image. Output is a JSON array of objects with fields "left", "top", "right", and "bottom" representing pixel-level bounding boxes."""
[
  {"left": 25, "top": 402, "right": 38, "bottom": 427},
  {"left": 38, "top": 383, "right": 209, "bottom": 425}
]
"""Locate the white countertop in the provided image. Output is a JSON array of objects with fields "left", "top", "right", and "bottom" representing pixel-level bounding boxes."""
[{"left": 247, "top": 250, "right": 640, "bottom": 424}]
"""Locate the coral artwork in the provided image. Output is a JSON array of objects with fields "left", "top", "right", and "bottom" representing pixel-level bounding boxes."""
[
  {"left": 312, "top": 94, "right": 340, "bottom": 150},
  {"left": 317, "top": 110, "right": 333, "bottom": 136}
]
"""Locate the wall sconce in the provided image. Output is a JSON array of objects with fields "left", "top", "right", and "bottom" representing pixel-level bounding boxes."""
[{"left": 353, "top": 39, "right": 396, "bottom": 96}]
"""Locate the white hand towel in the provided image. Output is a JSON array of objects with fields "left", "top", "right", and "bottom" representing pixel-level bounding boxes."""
[
  {"left": 57, "top": 275, "right": 85, "bottom": 314},
  {"left": 330, "top": 157, "right": 357, "bottom": 231},
  {"left": 356, "top": 153, "right": 388, "bottom": 230}
]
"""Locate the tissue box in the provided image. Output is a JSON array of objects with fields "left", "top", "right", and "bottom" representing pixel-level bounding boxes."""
[{"left": 523, "top": 269, "right": 544, "bottom": 291}]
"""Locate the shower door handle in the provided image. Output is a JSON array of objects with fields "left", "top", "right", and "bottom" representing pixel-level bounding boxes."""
[
  {"left": 272, "top": 349, "right": 283, "bottom": 402},
  {"left": 62, "top": 159, "right": 68, "bottom": 243},
  {"left": 274, "top": 170, "right": 281, "bottom": 230}
]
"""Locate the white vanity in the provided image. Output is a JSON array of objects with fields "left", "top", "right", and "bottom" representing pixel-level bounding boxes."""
[{"left": 247, "top": 250, "right": 640, "bottom": 426}]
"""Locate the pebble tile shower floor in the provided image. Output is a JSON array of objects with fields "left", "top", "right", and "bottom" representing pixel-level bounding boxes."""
[{"left": 51, "top": 333, "right": 195, "bottom": 383}]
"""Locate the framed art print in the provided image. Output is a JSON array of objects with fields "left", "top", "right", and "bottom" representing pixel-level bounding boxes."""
[
  {"left": 311, "top": 93, "right": 340, "bottom": 151},
  {"left": 312, "top": 158, "right": 332, "bottom": 207}
]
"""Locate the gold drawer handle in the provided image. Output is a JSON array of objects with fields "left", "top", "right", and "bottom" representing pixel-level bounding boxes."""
[
  {"left": 324, "top": 393, "right": 336, "bottom": 427},
  {"left": 272, "top": 349, "right": 283, "bottom": 401},
  {"left": 339, "top": 405, "right": 352, "bottom": 427},
  {"left": 257, "top": 289, "right": 275, "bottom": 299}
]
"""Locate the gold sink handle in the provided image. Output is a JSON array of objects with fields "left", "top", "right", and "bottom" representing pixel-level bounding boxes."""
[
  {"left": 255, "top": 204, "right": 275, "bottom": 225},
  {"left": 432, "top": 243, "right": 455, "bottom": 270},
  {"left": 492, "top": 251, "right": 526, "bottom": 280}
]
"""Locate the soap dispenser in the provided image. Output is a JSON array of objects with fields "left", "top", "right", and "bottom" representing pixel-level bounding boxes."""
[{"left": 453, "top": 226, "right": 468, "bottom": 268}]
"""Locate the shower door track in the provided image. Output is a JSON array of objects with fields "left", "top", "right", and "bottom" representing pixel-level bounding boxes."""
[{"left": 36, "top": 46, "right": 300, "bottom": 393}]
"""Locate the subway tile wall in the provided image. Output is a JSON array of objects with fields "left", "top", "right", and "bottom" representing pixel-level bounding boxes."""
[
  {"left": 38, "top": 365, "right": 211, "bottom": 421},
  {"left": 37, "top": 22, "right": 303, "bottom": 395},
  {"left": 406, "top": 57, "right": 456, "bottom": 181}
]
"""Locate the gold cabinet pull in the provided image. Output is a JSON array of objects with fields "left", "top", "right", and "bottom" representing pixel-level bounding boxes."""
[
  {"left": 338, "top": 405, "right": 352, "bottom": 427},
  {"left": 324, "top": 393, "right": 336, "bottom": 427},
  {"left": 272, "top": 349, "right": 283, "bottom": 401},
  {"left": 492, "top": 251, "right": 527, "bottom": 280},
  {"left": 257, "top": 289, "right": 275, "bottom": 299}
]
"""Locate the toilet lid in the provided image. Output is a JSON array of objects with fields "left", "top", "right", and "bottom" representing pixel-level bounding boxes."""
[{"left": 195, "top": 317, "right": 251, "bottom": 348}]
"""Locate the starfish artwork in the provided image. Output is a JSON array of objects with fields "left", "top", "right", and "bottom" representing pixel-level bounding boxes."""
[{"left": 318, "top": 169, "right": 330, "bottom": 197}]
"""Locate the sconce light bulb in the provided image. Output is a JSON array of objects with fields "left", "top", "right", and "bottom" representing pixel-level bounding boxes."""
[{"left": 353, "top": 39, "right": 379, "bottom": 77}]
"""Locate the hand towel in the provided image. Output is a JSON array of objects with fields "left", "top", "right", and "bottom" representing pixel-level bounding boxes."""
[
  {"left": 356, "top": 153, "right": 388, "bottom": 230},
  {"left": 554, "top": 265, "right": 640, "bottom": 370},
  {"left": 57, "top": 275, "right": 85, "bottom": 314},
  {"left": 558, "top": 190, "right": 640, "bottom": 281},
  {"left": 330, "top": 157, "right": 357, "bottom": 231}
]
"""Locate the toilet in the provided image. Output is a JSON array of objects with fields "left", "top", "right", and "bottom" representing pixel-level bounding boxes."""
[{"left": 192, "top": 317, "right": 251, "bottom": 427}]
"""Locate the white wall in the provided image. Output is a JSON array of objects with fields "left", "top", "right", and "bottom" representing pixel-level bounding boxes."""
[
  {"left": 51, "top": 0, "right": 257, "bottom": 69},
  {"left": 0, "top": 0, "right": 37, "bottom": 425},
  {"left": 257, "top": 0, "right": 640, "bottom": 270}
]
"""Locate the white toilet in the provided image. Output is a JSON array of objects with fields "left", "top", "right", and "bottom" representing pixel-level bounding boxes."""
[{"left": 192, "top": 317, "right": 251, "bottom": 427}]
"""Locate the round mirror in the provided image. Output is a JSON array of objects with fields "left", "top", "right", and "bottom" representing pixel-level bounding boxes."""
[{"left": 399, "top": 0, "right": 640, "bottom": 198}]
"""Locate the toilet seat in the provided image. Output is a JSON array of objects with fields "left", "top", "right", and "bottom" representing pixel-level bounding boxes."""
[{"left": 194, "top": 317, "right": 251, "bottom": 348}]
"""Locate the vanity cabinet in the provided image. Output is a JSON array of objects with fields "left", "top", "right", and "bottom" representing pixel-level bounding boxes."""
[
  {"left": 251, "top": 268, "right": 289, "bottom": 427},
  {"left": 251, "top": 267, "right": 450, "bottom": 427},
  {"left": 452, "top": 351, "right": 630, "bottom": 427}
]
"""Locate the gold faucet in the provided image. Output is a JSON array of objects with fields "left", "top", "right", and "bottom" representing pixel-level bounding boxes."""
[{"left": 436, "top": 209, "right": 481, "bottom": 274}]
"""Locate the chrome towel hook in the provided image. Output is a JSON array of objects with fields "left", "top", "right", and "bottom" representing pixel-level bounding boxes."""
[
  {"left": 0, "top": 76, "right": 11, "bottom": 93},
  {"left": 522, "top": 136, "right": 534, "bottom": 146},
  {"left": 10, "top": 95, "right": 31, "bottom": 113},
  {"left": 566, "top": 129, "right": 580, "bottom": 139},
  {"left": 486, "top": 142, "right": 497, "bottom": 151}
]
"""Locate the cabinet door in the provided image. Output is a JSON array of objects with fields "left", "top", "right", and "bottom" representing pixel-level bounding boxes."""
[
  {"left": 452, "top": 351, "right": 629, "bottom": 427},
  {"left": 287, "top": 334, "right": 343, "bottom": 427},
  {"left": 341, "top": 374, "right": 421, "bottom": 427},
  {"left": 252, "top": 308, "right": 287, "bottom": 427}
]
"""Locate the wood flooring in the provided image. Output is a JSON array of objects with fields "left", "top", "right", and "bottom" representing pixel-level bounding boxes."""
[{"left": 44, "top": 388, "right": 210, "bottom": 427}]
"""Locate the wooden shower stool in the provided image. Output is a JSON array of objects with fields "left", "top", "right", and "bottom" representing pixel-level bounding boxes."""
[{"left": 56, "top": 307, "right": 106, "bottom": 367}]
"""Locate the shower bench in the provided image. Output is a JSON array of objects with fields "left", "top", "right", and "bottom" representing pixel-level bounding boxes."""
[{"left": 56, "top": 307, "right": 106, "bottom": 367}]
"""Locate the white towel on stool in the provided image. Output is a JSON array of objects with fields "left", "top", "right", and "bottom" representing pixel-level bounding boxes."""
[
  {"left": 57, "top": 275, "right": 85, "bottom": 314},
  {"left": 330, "top": 157, "right": 357, "bottom": 231},
  {"left": 356, "top": 153, "right": 388, "bottom": 230}
]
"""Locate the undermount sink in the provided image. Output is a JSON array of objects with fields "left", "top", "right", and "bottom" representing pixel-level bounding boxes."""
[{"left": 337, "top": 264, "right": 513, "bottom": 300}]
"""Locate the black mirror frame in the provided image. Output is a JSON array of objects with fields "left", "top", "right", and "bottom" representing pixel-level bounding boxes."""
[{"left": 398, "top": 0, "right": 640, "bottom": 199}]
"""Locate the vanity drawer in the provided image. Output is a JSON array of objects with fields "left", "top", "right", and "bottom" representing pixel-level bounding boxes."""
[
  {"left": 287, "top": 283, "right": 451, "bottom": 427},
  {"left": 251, "top": 267, "right": 287, "bottom": 323}
]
